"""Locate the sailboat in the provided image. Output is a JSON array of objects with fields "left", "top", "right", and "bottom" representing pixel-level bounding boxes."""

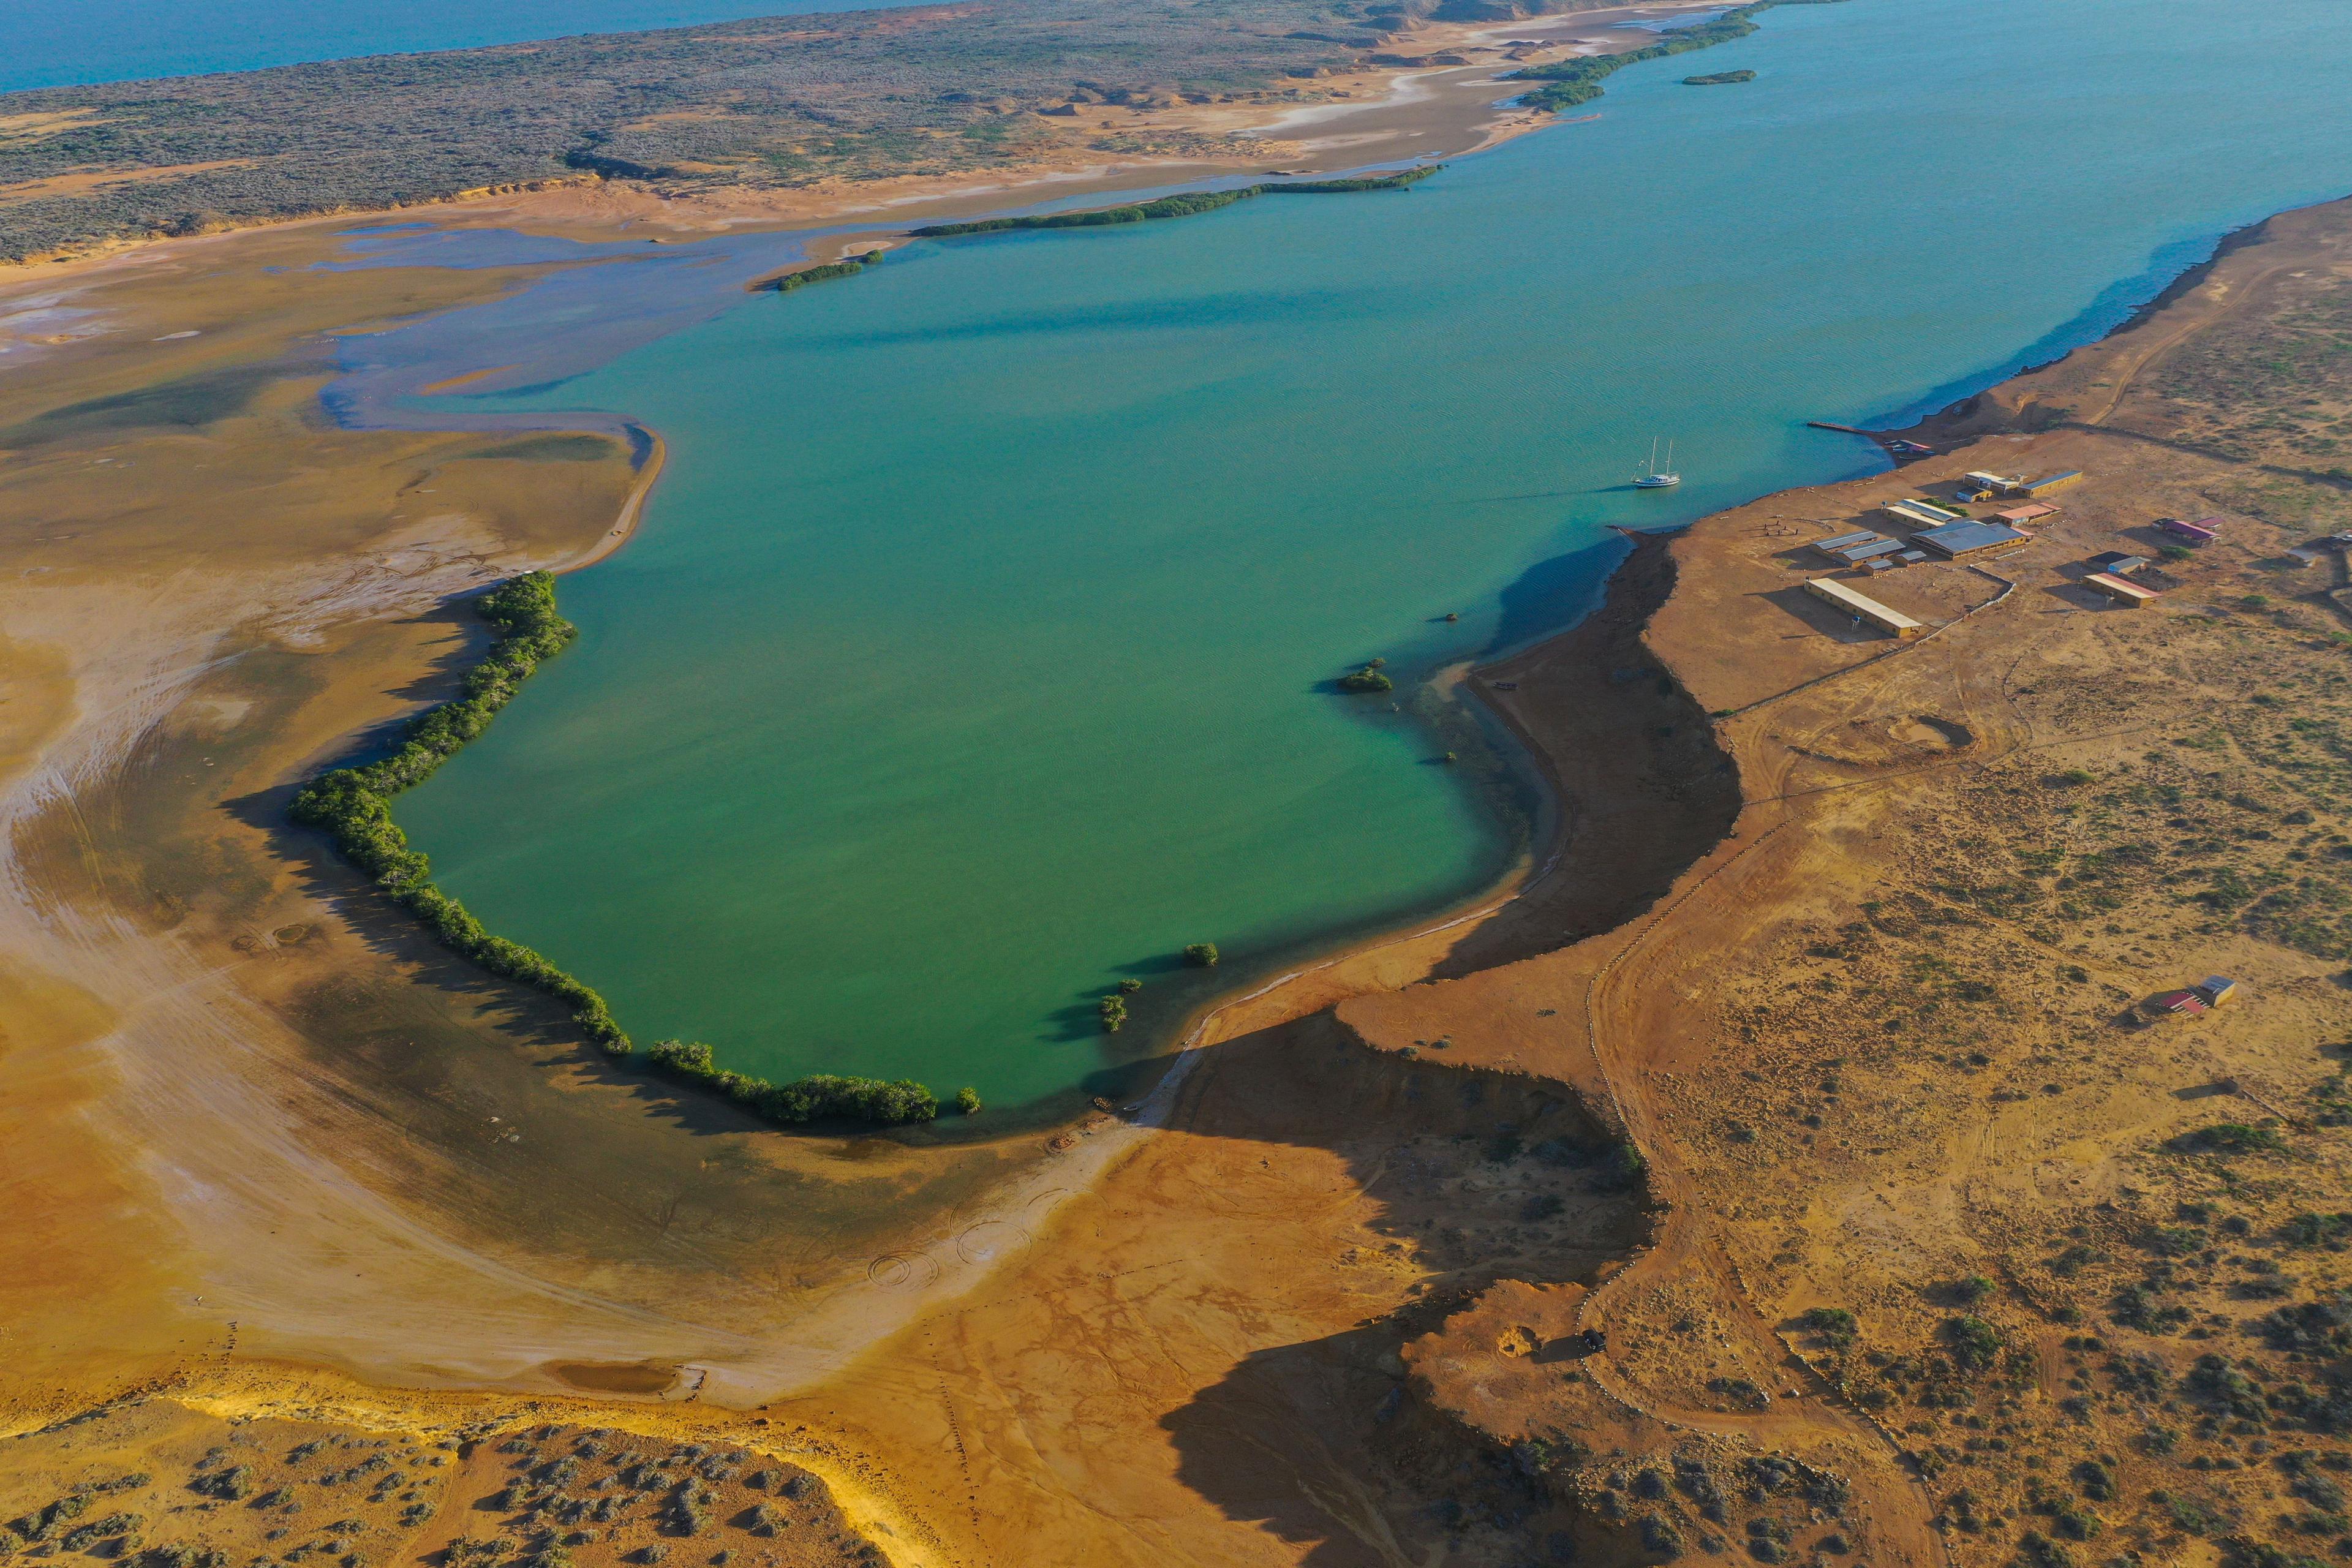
[{"left": 1633, "top": 437, "right": 1681, "bottom": 489}]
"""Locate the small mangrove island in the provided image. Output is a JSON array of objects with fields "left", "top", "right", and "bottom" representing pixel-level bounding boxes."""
[
  {"left": 754, "top": 248, "right": 886, "bottom": 293},
  {"left": 1509, "top": 0, "right": 1831, "bottom": 113},
  {"left": 1683, "top": 69, "right": 1758, "bottom": 85},
  {"left": 910, "top": 167, "right": 1438, "bottom": 239}
]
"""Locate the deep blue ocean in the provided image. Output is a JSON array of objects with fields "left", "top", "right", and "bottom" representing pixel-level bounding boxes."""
[{"left": 1, "top": 0, "right": 903, "bottom": 91}]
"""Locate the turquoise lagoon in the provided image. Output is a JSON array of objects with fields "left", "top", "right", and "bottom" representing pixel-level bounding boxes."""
[{"left": 387, "top": 0, "right": 2352, "bottom": 1111}]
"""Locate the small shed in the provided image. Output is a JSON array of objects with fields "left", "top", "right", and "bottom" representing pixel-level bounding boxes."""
[
  {"left": 2158, "top": 517, "right": 2219, "bottom": 543},
  {"left": 2195, "top": 976, "right": 2237, "bottom": 1006},
  {"left": 1996, "top": 502, "right": 2060, "bottom": 527},
  {"left": 2089, "top": 551, "right": 2148, "bottom": 574},
  {"left": 2084, "top": 571, "right": 2159, "bottom": 607}
]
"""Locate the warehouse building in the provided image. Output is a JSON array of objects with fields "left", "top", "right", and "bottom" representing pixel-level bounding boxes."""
[
  {"left": 1911, "top": 519, "right": 2032, "bottom": 560},
  {"left": 1882, "top": 499, "right": 1967, "bottom": 530},
  {"left": 1811, "top": 530, "right": 1904, "bottom": 567},
  {"left": 1804, "top": 576, "right": 1923, "bottom": 639}
]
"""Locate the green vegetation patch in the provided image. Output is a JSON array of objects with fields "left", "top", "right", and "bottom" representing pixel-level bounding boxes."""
[
  {"left": 461, "top": 433, "right": 622, "bottom": 463},
  {"left": 909, "top": 167, "right": 1437, "bottom": 238},
  {"left": 759, "top": 249, "right": 886, "bottom": 293},
  {"left": 1682, "top": 70, "right": 1758, "bottom": 85},
  {"left": 644, "top": 1039, "right": 935, "bottom": 1126},
  {"left": 290, "top": 573, "right": 939, "bottom": 1128},
  {"left": 2179, "top": 1122, "right": 2290, "bottom": 1156},
  {"left": 1510, "top": 1, "right": 1836, "bottom": 114}
]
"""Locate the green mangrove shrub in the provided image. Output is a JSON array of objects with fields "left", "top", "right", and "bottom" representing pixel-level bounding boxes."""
[
  {"left": 1510, "top": 1, "right": 1835, "bottom": 113},
  {"left": 762, "top": 249, "right": 885, "bottom": 292},
  {"left": 647, "top": 1039, "right": 937, "bottom": 1125},
  {"left": 1183, "top": 942, "right": 1219, "bottom": 968},
  {"left": 290, "top": 572, "right": 944, "bottom": 1129},
  {"left": 288, "top": 573, "right": 633, "bottom": 1051},
  {"left": 910, "top": 168, "right": 1438, "bottom": 238}
]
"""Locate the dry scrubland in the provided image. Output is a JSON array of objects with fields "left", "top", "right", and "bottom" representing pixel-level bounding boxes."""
[
  {"left": 1334, "top": 195, "right": 2352, "bottom": 1568},
  {"left": 2, "top": 1409, "right": 874, "bottom": 1568},
  {"left": 0, "top": 0, "right": 1647, "bottom": 262}
]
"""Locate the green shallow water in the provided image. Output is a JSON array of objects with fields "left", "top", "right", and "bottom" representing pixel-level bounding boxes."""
[{"left": 394, "top": 0, "right": 2352, "bottom": 1112}]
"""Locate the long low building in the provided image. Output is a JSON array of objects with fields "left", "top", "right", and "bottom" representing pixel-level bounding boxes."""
[
  {"left": 1813, "top": 532, "right": 1904, "bottom": 566},
  {"left": 2158, "top": 516, "right": 2222, "bottom": 543},
  {"left": 2084, "top": 571, "right": 2160, "bottom": 607},
  {"left": 2003, "top": 470, "right": 2084, "bottom": 497},
  {"left": 1806, "top": 576, "right": 1923, "bottom": 639},
  {"left": 1910, "top": 519, "right": 2032, "bottom": 559},
  {"left": 1881, "top": 499, "right": 1966, "bottom": 529}
]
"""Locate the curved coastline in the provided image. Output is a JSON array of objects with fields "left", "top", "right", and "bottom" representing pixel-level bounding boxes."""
[
  {"left": 331, "top": 162, "right": 1585, "bottom": 1128},
  {"left": 284, "top": 0, "right": 1839, "bottom": 1125},
  {"left": 254, "top": 0, "right": 2313, "bottom": 1140},
  {"left": 564, "top": 421, "right": 666, "bottom": 570},
  {"left": 281, "top": 0, "right": 1845, "bottom": 1123}
]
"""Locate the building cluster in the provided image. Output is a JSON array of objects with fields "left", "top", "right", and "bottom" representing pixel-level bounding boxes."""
[{"left": 1785, "top": 469, "right": 2252, "bottom": 639}]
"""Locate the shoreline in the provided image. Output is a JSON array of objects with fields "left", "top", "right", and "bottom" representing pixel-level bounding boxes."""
[
  {"left": 0, "top": 2, "right": 1723, "bottom": 290},
  {"left": 564, "top": 422, "right": 667, "bottom": 571},
  {"left": 22, "top": 16, "right": 2288, "bottom": 1163},
  {"left": 276, "top": 0, "right": 1763, "bottom": 1123}
]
